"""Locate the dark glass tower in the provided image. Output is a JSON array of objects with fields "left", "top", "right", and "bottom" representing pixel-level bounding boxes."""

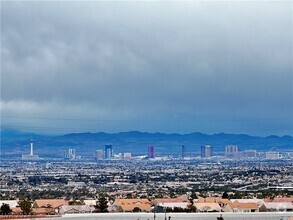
[
  {"left": 105, "top": 145, "right": 113, "bottom": 159},
  {"left": 182, "top": 145, "right": 186, "bottom": 158}
]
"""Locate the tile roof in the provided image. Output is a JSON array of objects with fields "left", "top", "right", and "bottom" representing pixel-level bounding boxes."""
[
  {"left": 157, "top": 202, "right": 189, "bottom": 209},
  {"left": 230, "top": 199, "right": 264, "bottom": 205},
  {"left": 11, "top": 207, "right": 22, "bottom": 214},
  {"left": 229, "top": 202, "right": 259, "bottom": 209},
  {"left": 34, "top": 199, "right": 68, "bottom": 209},
  {"left": 272, "top": 197, "right": 293, "bottom": 203},
  {"left": 196, "top": 197, "right": 230, "bottom": 204},
  {"left": 264, "top": 202, "right": 293, "bottom": 210},
  {"left": 153, "top": 198, "right": 190, "bottom": 204},
  {"left": 32, "top": 207, "right": 54, "bottom": 214},
  {"left": 194, "top": 203, "right": 222, "bottom": 212},
  {"left": 115, "top": 199, "right": 152, "bottom": 212},
  {"left": 59, "top": 205, "right": 94, "bottom": 214}
]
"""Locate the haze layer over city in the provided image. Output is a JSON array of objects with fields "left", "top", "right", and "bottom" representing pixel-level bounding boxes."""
[{"left": 1, "top": 1, "right": 292, "bottom": 220}]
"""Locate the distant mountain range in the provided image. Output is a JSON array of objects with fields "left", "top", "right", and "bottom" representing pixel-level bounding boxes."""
[{"left": 1, "top": 129, "right": 292, "bottom": 157}]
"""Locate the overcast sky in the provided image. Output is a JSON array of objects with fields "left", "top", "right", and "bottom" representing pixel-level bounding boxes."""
[{"left": 1, "top": 1, "right": 292, "bottom": 135}]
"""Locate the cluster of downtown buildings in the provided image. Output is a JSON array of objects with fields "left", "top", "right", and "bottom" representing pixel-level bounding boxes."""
[
  {"left": 19, "top": 139, "right": 291, "bottom": 162},
  {"left": 58, "top": 144, "right": 289, "bottom": 162}
]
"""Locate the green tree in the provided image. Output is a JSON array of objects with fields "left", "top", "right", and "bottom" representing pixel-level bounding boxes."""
[
  {"left": 0, "top": 203, "right": 12, "bottom": 215},
  {"left": 232, "top": 192, "right": 243, "bottom": 199},
  {"left": 132, "top": 207, "right": 141, "bottom": 212},
  {"left": 95, "top": 196, "right": 108, "bottom": 213},
  {"left": 173, "top": 207, "right": 185, "bottom": 212},
  {"left": 190, "top": 191, "right": 198, "bottom": 201},
  {"left": 222, "top": 192, "right": 229, "bottom": 199},
  {"left": 68, "top": 200, "right": 83, "bottom": 205},
  {"left": 19, "top": 200, "right": 32, "bottom": 215},
  {"left": 186, "top": 204, "right": 197, "bottom": 213}
]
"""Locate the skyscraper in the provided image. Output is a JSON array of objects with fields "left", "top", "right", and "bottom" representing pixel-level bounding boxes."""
[
  {"left": 30, "top": 139, "right": 33, "bottom": 156},
  {"left": 95, "top": 150, "right": 104, "bottom": 160},
  {"left": 22, "top": 139, "right": 40, "bottom": 160},
  {"left": 105, "top": 145, "right": 113, "bottom": 159},
  {"left": 148, "top": 146, "right": 155, "bottom": 159},
  {"left": 64, "top": 149, "right": 76, "bottom": 160},
  {"left": 69, "top": 149, "right": 76, "bottom": 160},
  {"left": 266, "top": 151, "right": 280, "bottom": 159},
  {"left": 182, "top": 145, "right": 186, "bottom": 158},
  {"left": 201, "top": 145, "right": 213, "bottom": 158},
  {"left": 225, "top": 145, "right": 238, "bottom": 158},
  {"left": 241, "top": 150, "right": 257, "bottom": 158}
]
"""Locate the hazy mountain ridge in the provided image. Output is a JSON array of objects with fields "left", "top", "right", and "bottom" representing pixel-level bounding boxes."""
[{"left": 1, "top": 130, "right": 292, "bottom": 156}]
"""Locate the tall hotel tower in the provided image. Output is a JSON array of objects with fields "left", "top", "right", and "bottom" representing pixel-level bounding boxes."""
[
  {"left": 201, "top": 145, "right": 213, "bottom": 158},
  {"left": 22, "top": 139, "right": 40, "bottom": 160},
  {"left": 182, "top": 145, "right": 186, "bottom": 158},
  {"left": 105, "top": 145, "right": 113, "bottom": 159},
  {"left": 148, "top": 146, "right": 155, "bottom": 159}
]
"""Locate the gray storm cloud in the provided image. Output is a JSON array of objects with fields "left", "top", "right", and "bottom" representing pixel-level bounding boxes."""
[{"left": 1, "top": 1, "right": 292, "bottom": 135}]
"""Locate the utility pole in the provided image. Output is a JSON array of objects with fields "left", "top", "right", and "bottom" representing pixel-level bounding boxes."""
[{"left": 164, "top": 207, "right": 167, "bottom": 220}]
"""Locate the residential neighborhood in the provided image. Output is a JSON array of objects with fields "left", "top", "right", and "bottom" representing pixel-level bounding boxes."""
[{"left": 1, "top": 195, "right": 293, "bottom": 218}]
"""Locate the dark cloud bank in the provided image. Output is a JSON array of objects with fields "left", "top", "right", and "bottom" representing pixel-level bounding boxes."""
[{"left": 1, "top": 1, "right": 292, "bottom": 135}]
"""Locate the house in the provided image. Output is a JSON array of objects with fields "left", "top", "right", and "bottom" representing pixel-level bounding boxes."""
[
  {"left": 194, "top": 203, "right": 221, "bottom": 212},
  {"left": 0, "top": 200, "right": 19, "bottom": 208},
  {"left": 113, "top": 199, "right": 152, "bottom": 212},
  {"left": 33, "top": 199, "right": 68, "bottom": 214},
  {"left": 31, "top": 207, "right": 55, "bottom": 215},
  {"left": 224, "top": 202, "right": 259, "bottom": 213},
  {"left": 195, "top": 197, "right": 230, "bottom": 208},
  {"left": 153, "top": 198, "right": 190, "bottom": 204},
  {"left": 230, "top": 199, "right": 265, "bottom": 207},
  {"left": 11, "top": 207, "right": 23, "bottom": 215},
  {"left": 196, "top": 197, "right": 229, "bottom": 204},
  {"left": 59, "top": 205, "right": 94, "bottom": 214},
  {"left": 153, "top": 198, "right": 191, "bottom": 211},
  {"left": 271, "top": 197, "right": 293, "bottom": 203},
  {"left": 259, "top": 202, "right": 293, "bottom": 212},
  {"left": 83, "top": 199, "right": 97, "bottom": 207}
]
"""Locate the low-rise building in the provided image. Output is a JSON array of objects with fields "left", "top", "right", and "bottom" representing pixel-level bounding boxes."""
[
  {"left": 224, "top": 202, "right": 259, "bottom": 213},
  {"left": 59, "top": 205, "right": 94, "bottom": 214},
  {"left": 195, "top": 197, "right": 230, "bottom": 208},
  {"left": 0, "top": 200, "right": 19, "bottom": 208},
  {"left": 153, "top": 198, "right": 191, "bottom": 212},
  {"left": 194, "top": 203, "right": 221, "bottom": 212},
  {"left": 260, "top": 202, "right": 293, "bottom": 212},
  {"left": 33, "top": 199, "right": 68, "bottom": 214},
  {"left": 113, "top": 199, "right": 152, "bottom": 212},
  {"left": 230, "top": 199, "right": 265, "bottom": 207}
]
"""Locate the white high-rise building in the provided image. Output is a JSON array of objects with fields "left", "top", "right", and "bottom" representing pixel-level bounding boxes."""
[
  {"left": 22, "top": 139, "right": 40, "bottom": 160},
  {"left": 95, "top": 150, "right": 104, "bottom": 160},
  {"left": 123, "top": 152, "right": 132, "bottom": 160},
  {"left": 225, "top": 145, "right": 238, "bottom": 158},
  {"left": 266, "top": 151, "right": 280, "bottom": 160},
  {"left": 64, "top": 149, "right": 76, "bottom": 160}
]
